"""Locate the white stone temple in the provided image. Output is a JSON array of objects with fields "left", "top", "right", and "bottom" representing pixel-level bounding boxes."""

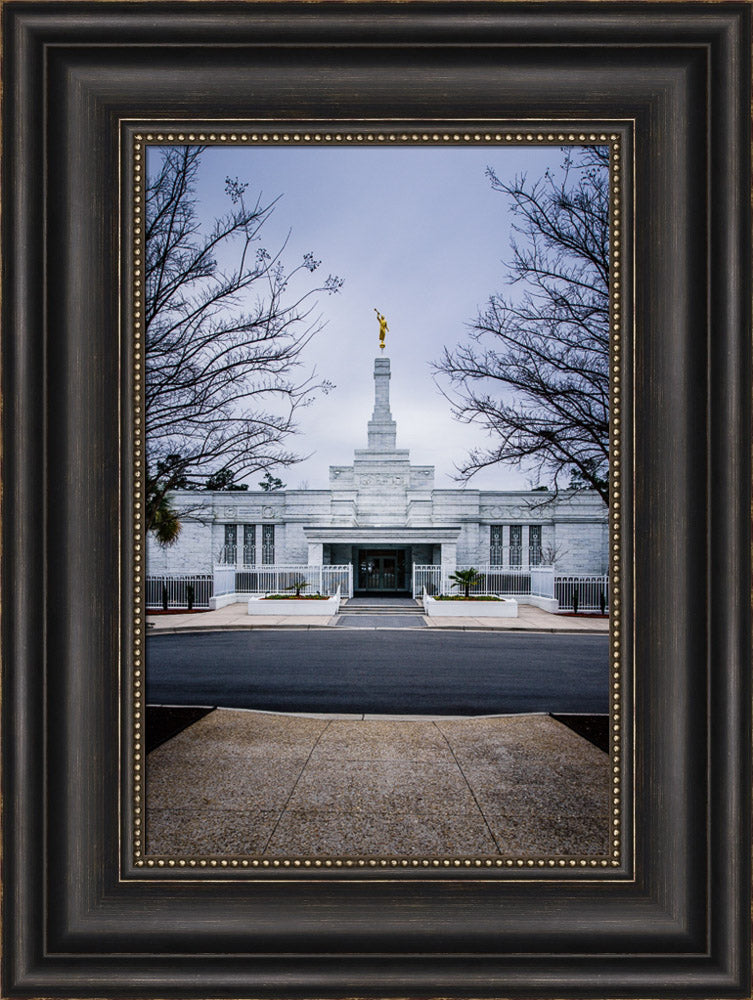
[{"left": 147, "top": 354, "right": 608, "bottom": 597}]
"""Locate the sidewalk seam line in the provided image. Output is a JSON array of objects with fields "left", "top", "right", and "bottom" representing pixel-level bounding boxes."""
[
  {"left": 432, "top": 721, "right": 503, "bottom": 856},
  {"left": 260, "top": 718, "right": 334, "bottom": 854}
]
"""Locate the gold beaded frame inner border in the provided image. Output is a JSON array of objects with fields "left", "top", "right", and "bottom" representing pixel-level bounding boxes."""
[{"left": 129, "top": 122, "right": 630, "bottom": 878}]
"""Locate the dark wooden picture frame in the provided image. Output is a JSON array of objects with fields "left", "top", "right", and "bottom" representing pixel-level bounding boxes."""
[{"left": 2, "top": 3, "right": 751, "bottom": 997}]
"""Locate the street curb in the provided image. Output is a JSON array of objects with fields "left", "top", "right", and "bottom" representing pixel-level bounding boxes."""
[
  {"left": 148, "top": 704, "right": 555, "bottom": 722},
  {"left": 147, "top": 624, "right": 332, "bottom": 635},
  {"left": 146, "top": 623, "right": 609, "bottom": 636},
  {"left": 425, "top": 626, "right": 607, "bottom": 635}
]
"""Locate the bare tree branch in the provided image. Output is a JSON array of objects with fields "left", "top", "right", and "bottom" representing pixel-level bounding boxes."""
[
  {"left": 434, "top": 146, "right": 610, "bottom": 504},
  {"left": 144, "top": 146, "right": 343, "bottom": 537}
]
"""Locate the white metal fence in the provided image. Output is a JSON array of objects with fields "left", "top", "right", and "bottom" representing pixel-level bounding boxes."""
[
  {"left": 148, "top": 567, "right": 605, "bottom": 611},
  {"left": 412, "top": 564, "right": 555, "bottom": 599},
  {"left": 213, "top": 564, "right": 353, "bottom": 599},
  {"left": 412, "top": 565, "right": 442, "bottom": 597},
  {"left": 146, "top": 575, "right": 214, "bottom": 609},
  {"left": 555, "top": 575, "right": 609, "bottom": 613},
  {"left": 322, "top": 565, "right": 353, "bottom": 598}
]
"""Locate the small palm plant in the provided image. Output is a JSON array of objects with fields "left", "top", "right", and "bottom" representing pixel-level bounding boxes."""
[
  {"left": 150, "top": 492, "right": 182, "bottom": 547},
  {"left": 448, "top": 567, "right": 481, "bottom": 598},
  {"left": 286, "top": 576, "right": 309, "bottom": 597}
]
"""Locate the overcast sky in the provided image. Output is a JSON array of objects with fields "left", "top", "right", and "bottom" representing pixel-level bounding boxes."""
[{"left": 148, "top": 143, "right": 583, "bottom": 491}]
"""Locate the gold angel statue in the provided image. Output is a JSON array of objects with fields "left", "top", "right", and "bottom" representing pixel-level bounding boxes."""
[{"left": 374, "top": 308, "right": 389, "bottom": 350}]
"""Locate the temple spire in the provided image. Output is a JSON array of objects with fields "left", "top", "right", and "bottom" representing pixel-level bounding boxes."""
[{"left": 366, "top": 356, "right": 397, "bottom": 450}]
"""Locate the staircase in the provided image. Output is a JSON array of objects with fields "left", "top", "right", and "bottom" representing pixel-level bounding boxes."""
[
  {"left": 340, "top": 598, "right": 423, "bottom": 615},
  {"left": 336, "top": 597, "right": 425, "bottom": 627}
]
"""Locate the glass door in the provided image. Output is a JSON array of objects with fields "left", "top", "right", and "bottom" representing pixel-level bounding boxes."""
[
  {"left": 359, "top": 555, "right": 380, "bottom": 590},
  {"left": 380, "top": 556, "right": 397, "bottom": 590},
  {"left": 357, "top": 549, "right": 407, "bottom": 592}
]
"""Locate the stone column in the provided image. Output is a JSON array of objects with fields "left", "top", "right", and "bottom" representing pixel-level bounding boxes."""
[
  {"left": 308, "top": 542, "right": 324, "bottom": 566},
  {"left": 440, "top": 541, "right": 457, "bottom": 577}
]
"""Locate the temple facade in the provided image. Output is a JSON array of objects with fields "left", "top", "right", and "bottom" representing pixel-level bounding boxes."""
[{"left": 147, "top": 355, "right": 608, "bottom": 596}]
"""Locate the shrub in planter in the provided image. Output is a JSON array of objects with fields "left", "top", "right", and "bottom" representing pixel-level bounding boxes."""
[
  {"left": 434, "top": 594, "right": 501, "bottom": 602},
  {"left": 448, "top": 567, "right": 482, "bottom": 598},
  {"left": 264, "top": 593, "right": 329, "bottom": 600}
]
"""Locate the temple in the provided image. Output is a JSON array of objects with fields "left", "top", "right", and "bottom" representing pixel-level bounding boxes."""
[{"left": 147, "top": 354, "right": 608, "bottom": 597}]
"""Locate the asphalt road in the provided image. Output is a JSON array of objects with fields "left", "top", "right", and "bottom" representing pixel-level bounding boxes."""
[{"left": 146, "top": 630, "right": 609, "bottom": 715}]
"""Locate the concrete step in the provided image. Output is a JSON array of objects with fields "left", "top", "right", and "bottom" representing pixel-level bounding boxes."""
[
  {"left": 340, "top": 604, "right": 424, "bottom": 615},
  {"left": 340, "top": 606, "right": 423, "bottom": 615}
]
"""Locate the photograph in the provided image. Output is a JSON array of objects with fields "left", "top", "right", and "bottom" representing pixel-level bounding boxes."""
[
  {"left": 141, "top": 137, "right": 617, "bottom": 861},
  {"left": 4, "top": 3, "right": 749, "bottom": 997}
]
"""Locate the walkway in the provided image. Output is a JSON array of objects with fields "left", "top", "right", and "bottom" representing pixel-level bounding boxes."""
[
  {"left": 146, "top": 708, "right": 610, "bottom": 858},
  {"left": 146, "top": 600, "right": 609, "bottom": 634}
]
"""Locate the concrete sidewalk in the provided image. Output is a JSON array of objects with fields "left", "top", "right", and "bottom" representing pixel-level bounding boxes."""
[
  {"left": 146, "top": 709, "right": 610, "bottom": 858},
  {"left": 147, "top": 602, "right": 609, "bottom": 634}
]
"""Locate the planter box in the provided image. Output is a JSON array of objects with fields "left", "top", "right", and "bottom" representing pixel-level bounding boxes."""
[
  {"left": 248, "top": 594, "right": 340, "bottom": 616},
  {"left": 208, "top": 592, "right": 245, "bottom": 610},
  {"left": 423, "top": 595, "right": 518, "bottom": 618}
]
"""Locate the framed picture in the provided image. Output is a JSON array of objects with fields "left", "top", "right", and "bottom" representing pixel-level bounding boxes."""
[{"left": 3, "top": 4, "right": 750, "bottom": 999}]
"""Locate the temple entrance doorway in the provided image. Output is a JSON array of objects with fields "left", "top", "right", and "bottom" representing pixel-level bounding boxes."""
[{"left": 355, "top": 548, "right": 410, "bottom": 596}]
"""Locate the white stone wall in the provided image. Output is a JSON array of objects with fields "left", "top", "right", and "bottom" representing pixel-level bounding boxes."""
[
  {"left": 147, "top": 517, "right": 215, "bottom": 574},
  {"left": 276, "top": 520, "right": 303, "bottom": 562},
  {"left": 456, "top": 521, "right": 481, "bottom": 565},
  {"left": 550, "top": 520, "right": 609, "bottom": 574},
  {"left": 146, "top": 486, "right": 608, "bottom": 577}
]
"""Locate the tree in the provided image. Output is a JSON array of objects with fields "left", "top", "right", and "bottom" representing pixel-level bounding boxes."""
[
  {"left": 144, "top": 145, "right": 342, "bottom": 536},
  {"left": 539, "top": 541, "right": 569, "bottom": 568},
  {"left": 258, "top": 471, "right": 286, "bottom": 491},
  {"left": 205, "top": 468, "right": 249, "bottom": 492},
  {"left": 145, "top": 453, "right": 187, "bottom": 546},
  {"left": 434, "top": 146, "right": 610, "bottom": 504},
  {"left": 147, "top": 490, "right": 182, "bottom": 548}
]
